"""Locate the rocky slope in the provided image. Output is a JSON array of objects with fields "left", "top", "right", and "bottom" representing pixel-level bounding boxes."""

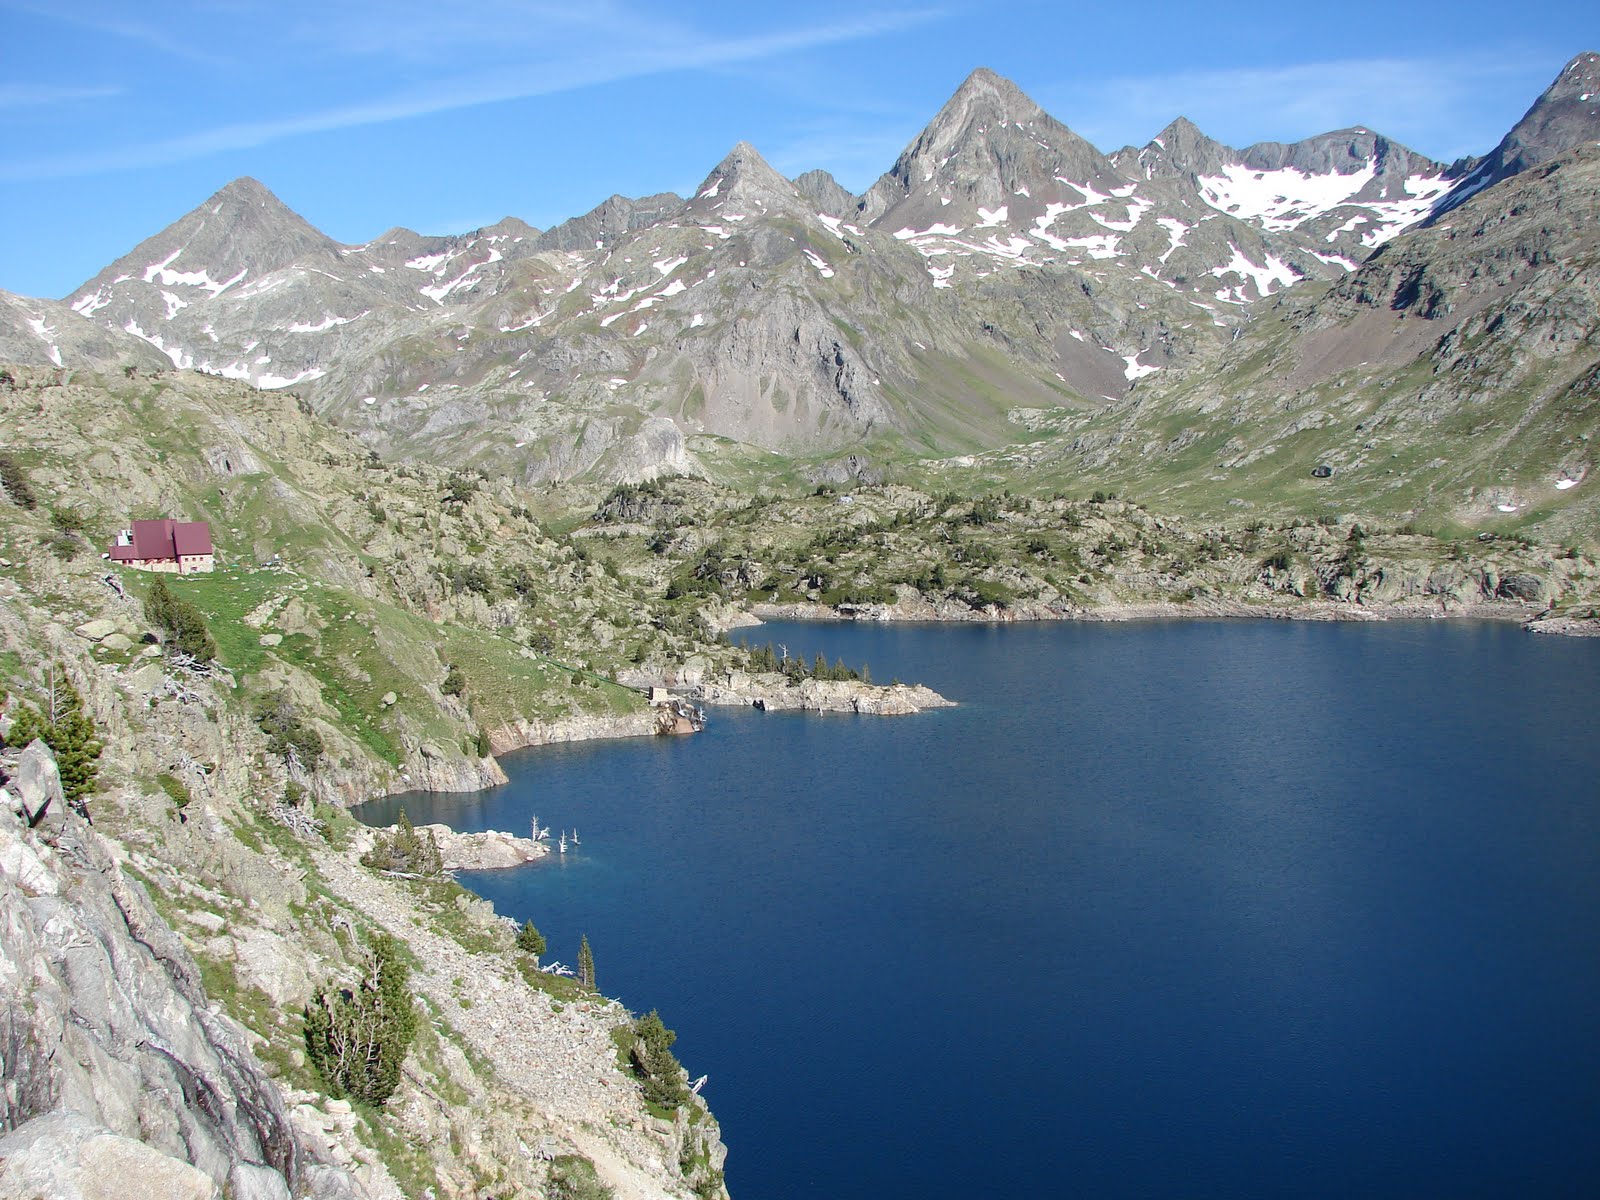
[
  {"left": 570, "top": 476, "right": 1600, "bottom": 632},
  {"left": 0, "top": 744, "right": 321, "bottom": 1200},
  {"left": 0, "top": 367, "right": 749, "bottom": 1196},
  {"left": 0, "top": 289, "right": 168, "bottom": 373},
  {"left": 1001, "top": 142, "right": 1600, "bottom": 543}
]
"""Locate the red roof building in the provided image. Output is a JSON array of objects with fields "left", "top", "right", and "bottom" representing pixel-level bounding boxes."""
[{"left": 106, "top": 519, "right": 215, "bottom": 574}]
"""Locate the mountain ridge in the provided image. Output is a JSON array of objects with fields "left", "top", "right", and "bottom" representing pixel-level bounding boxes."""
[{"left": 20, "top": 53, "right": 1595, "bottom": 535}]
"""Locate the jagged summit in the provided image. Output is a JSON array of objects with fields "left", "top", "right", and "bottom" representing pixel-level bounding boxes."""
[
  {"left": 1114, "top": 116, "right": 1235, "bottom": 179},
  {"left": 34, "top": 50, "right": 1599, "bottom": 496},
  {"left": 66, "top": 176, "right": 340, "bottom": 308},
  {"left": 1432, "top": 50, "right": 1600, "bottom": 218},
  {"left": 857, "top": 67, "right": 1119, "bottom": 228},
  {"left": 686, "top": 141, "right": 808, "bottom": 218},
  {"left": 944, "top": 66, "right": 1043, "bottom": 120},
  {"left": 533, "top": 191, "right": 684, "bottom": 252},
  {"left": 793, "top": 168, "right": 856, "bottom": 218},
  {"left": 480, "top": 216, "right": 539, "bottom": 240}
]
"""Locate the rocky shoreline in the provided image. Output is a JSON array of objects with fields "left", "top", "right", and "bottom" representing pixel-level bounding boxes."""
[
  {"left": 353, "top": 822, "right": 550, "bottom": 871},
  {"left": 686, "top": 672, "right": 953, "bottom": 715},
  {"left": 748, "top": 596, "right": 1595, "bottom": 634}
]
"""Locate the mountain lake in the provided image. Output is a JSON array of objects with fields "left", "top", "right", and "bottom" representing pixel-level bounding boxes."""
[{"left": 360, "top": 618, "right": 1600, "bottom": 1199}]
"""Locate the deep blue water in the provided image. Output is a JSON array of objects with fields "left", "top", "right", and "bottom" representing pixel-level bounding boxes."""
[{"left": 362, "top": 620, "right": 1600, "bottom": 1199}]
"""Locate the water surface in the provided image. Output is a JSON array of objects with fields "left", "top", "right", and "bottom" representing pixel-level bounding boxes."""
[{"left": 363, "top": 620, "right": 1600, "bottom": 1199}]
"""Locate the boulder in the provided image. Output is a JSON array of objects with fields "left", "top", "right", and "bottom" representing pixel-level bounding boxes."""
[
  {"left": 73, "top": 619, "right": 118, "bottom": 642},
  {"left": 0, "top": 1110, "right": 220, "bottom": 1200},
  {"left": 227, "top": 1162, "right": 293, "bottom": 1200},
  {"left": 8, "top": 739, "right": 65, "bottom": 829},
  {"left": 232, "top": 927, "right": 312, "bottom": 1008}
]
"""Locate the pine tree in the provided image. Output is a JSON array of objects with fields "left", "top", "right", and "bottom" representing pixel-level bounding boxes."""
[
  {"left": 630, "top": 1010, "right": 691, "bottom": 1110},
  {"left": 304, "top": 933, "right": 418, "bottom": 1106},
  {"left": 144, "top": 575, "right": 217, "bottom": 661},
  {"left": 2, "top": 667, "right": 102, "bottom": 806},
  {"left": 578, "top": 934, "right": 595, "bottom": 992},
  {"left": 515, "top": 920, "right": 546, "bottom": 957}
]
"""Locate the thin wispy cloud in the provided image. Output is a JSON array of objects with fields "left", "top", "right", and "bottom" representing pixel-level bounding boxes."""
[
  {"left": 1043, "top": 52, "right": 1554, "bottom": 159},
  {"left": 0, "top": 8, "right": 943, "bottom": 181},
  {"left": 282, "top": 0, "right": 682, "bottom": 64},
  {"left": 1, "top": 0, "right": 218, "bottom": 64},
  {"left": 0, "top": 83, "right": 122, "bottom": 110}
]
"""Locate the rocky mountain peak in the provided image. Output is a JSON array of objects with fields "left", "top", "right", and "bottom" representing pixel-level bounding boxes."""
[
  {"left": 1431, "top": 50, "right": 1600, "bottom": 218},
  {"left": 942, "top": 66, "right": 1043, "bottom": 124},
  {"left": 532, "top": 191, "right": 685, "bottom": 252},
  {"left": 1493, "top": 50, "right": 1600, "bottom": 173},
  {"left": 1113, "top": 116, "right": 1235, "bottom": 179},
  {"left": 480, "top": 215, "right": 539, "bottom": 240},
  {"left": 793, "top": 168, "right": 856, "bottom": 217},
  {"left": 857, "top": 68, "right": 1120, "bottom": 227},
  {"left": 66, "top": 176, "right": 340, "bottom": 309},
  {"left": 687, "top": 141, "right": 808, "bottom": 217}
]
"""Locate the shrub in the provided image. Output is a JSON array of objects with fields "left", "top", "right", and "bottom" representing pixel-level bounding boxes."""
[
  {"left": 0, "top": 453, "right": 35, "bottom": 509},
  {"left": 304, "top": 933, "right": 418, "bottom": 1106},
  {"left": 547, "top": 1155, "right": 614, "bottom": 1200},
  {"left": 156, "top": 772, "right": 192, "bottom": 811},
  {"left": 515, "top": 919, "right": 547, "bottom": 957},
  {"left": 361, "top": 810, "right": 443, "bottom": 875},
  {"left": 144, "top": 575, "right": 217, "bottom": 661},
  {"left": 255, "top": 695, "right": 324, "bottom": 767},
  {"left": 440, "top": 662, "right": 466, "bottom": 697}
]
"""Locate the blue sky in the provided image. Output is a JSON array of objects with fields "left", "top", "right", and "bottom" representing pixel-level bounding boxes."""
[{"left": 1, "top": 0, "right": 1594, "bottom": 300}]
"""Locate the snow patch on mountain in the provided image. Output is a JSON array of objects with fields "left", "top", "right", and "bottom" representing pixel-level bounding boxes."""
[
  {"left": 286, "top": 311, "right": 368, "bottom": 334},
  {"left": 257, "top": 366, "right": 326, "bottom": 389}
]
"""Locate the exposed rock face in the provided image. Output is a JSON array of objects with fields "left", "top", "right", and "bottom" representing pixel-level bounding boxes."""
[
  {"left": 1431, "top": 51, "right": 1600, "bottom": 217},
  {"left": 0, "top": 289, "right": 167, "bottom": 373},
  {"left": 0, "top": 751, "right": 342, "bottom": 1199},
  {"left": 0, "top": 1111, "right": 221, "bottom": 1200},
  {"left": 396, "top": 748, "right": 507, "bottom": 794},
  {"left": 488, "top": 710, "right": 659, "bottom": 753},
  {"left": 533, "top": 191, "right": 686, "bottom": 253},
  {"left": 792, "top": 168, "right": 856, "bottom": 217}
]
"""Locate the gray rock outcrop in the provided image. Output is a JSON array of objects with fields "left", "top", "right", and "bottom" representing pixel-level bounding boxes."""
[{"left": 0, "top": 748, "right": 359, "bottom": 1199}]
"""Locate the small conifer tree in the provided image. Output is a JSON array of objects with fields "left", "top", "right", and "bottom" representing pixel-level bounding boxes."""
[
  {"left": 2, "top": 666, "right": 102, "bottom": 807},
  {"left": 515, "top": 919, "right": 547, "bottom": 957},
  {"left": 578, "top": 934, "right": 595, "bottom": 991},
  {"left": 361, "top": 810, "right": 443, "bottom": 875},
  {"left": 629, "top": 1010, "right": 691, "bottom": 1111},
  {"left": 304, "top": 933, "right": 418, "bottom": 1106},
  {"left": 144, "top": 575, "right": 217, "bottom": 661}
]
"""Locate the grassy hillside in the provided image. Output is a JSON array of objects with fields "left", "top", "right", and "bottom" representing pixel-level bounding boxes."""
[{"left": 0, "top": 362, "right": 736, "bottom": 796}]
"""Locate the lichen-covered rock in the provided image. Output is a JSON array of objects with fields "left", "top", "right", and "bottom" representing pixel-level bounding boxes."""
[
  {"left": 0, "top": 761, "right": 353, "bottom": 1198},
  {"left": 0, "top": 1110, "right": 219, "bottom": 1200}
]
